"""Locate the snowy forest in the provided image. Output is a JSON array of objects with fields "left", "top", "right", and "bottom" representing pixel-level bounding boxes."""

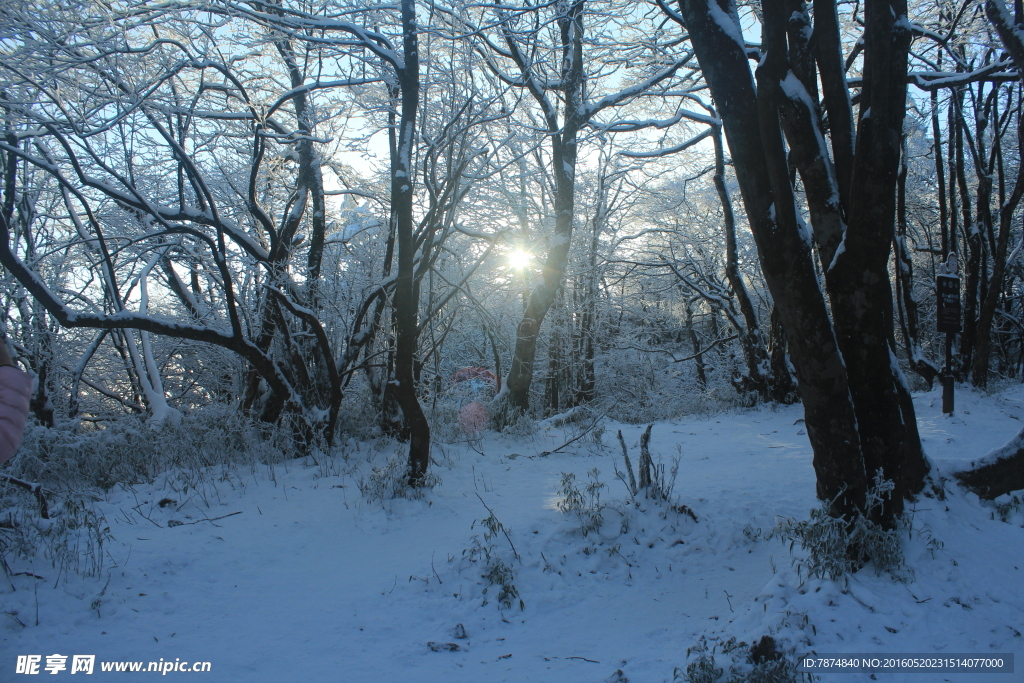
[{"left": 1, "top": 0, "right": 1024, "bottom": 681}]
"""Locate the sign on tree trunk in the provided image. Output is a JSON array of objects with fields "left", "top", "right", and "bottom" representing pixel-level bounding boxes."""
[{"left": 937, "top": 274, "right": 961, "bottom": 333}]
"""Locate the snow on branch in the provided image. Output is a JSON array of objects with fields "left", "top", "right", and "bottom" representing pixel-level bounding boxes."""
[
  {"left": 986, "top": 0, "right": 1024, "bottom": 73},
  {"left": 591, "top": 106, "right": 719, "bottom": 134},
  {"left": 906, "top": 64, "right": 1018, "bottom": 91},
  {"left": 218, "top": 0, "right": 403, "bottom": 68},
  {"left": 844, "top": 62, "right": 1018, "bottom": 91},
  {"left": 619, "top": 128, "right": 714, "bottom": 158},
  {"left": 583, "top": 52, "right": 695, "bottom": 118}
]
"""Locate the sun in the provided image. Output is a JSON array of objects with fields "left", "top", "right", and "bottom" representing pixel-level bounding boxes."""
[{"left": 508, "top": 249, "right": 532, "bottom": 270}]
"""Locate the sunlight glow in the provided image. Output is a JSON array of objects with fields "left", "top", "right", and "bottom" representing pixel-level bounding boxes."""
[{"left": 508, "top": 249, "right": 532, "bottom": 270}]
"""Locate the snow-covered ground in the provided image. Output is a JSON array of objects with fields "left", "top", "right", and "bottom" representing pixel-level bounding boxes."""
[{"left": 3, "top": 385, "right": 1024, "bottom": 682}]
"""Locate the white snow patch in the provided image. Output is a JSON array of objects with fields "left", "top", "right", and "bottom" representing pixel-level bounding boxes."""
[
  {"left": 828, "top": 229, "right": 849, "bottom": 272},
  {"left": 5, "top": 389, "right": 1024, "bottom": 681},
  {"left": 706, "top": 0, "right": 746, "bottom": 51}
]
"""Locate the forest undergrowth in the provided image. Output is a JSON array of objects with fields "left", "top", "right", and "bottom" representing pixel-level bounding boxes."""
[{"left": 0, "top": 368, "right": 744, "bottom": 593}]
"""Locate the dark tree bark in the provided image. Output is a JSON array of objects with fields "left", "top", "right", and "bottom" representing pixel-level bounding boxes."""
[
  {"left": 971, "top": 110, "right": 1024, "bottom": 387},
  {"left": 674, "top": 0, "right": 865, "bottom": 516},
  {"left": 671, "top": 0, "right": 930, "bottom": 518},
  {"left": 964, "top": 83, "right": 999, "bottom": 387},
  {"left": 391, "top": 0, "right": 431, "bottom": 486},
  {"left": 930, "top": 84, "right": 950, "bottom": 257},
  {"left": 767, "top": 305, "right": 797, "bottom": 403},
  {"left": 953, "top": 86, "right": 981, "bottom": 376},
  {"left": 824, "top": 0, "right": 929, "bottom": 509},
  {"left": 988, "top": 0, "right": 1024, "bottom": 73}
]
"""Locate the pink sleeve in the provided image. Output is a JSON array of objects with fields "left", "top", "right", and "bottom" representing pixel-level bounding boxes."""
[{"left": 0, "top": 366, "right": 32, "bottom": 466}]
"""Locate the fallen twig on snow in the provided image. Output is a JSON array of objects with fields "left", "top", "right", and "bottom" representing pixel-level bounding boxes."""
[
  {"left": 167, "top": 511, "right": 242, "bottom": 527},
  {"left": 0, "top": 474, "right": 49, "bottom": 519}
]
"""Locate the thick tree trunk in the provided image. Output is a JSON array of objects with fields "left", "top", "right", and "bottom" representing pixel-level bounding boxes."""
[
  {"left": 761, "top": 0, "right": 929, "bottom": 513},
  {"left": 824, "top": 0, "right": 929, "bottom": 512},
  {"left": 677, "top": 0, "right": 866, "bottom": 516},
  {"left": 674, "top": 0, "right": 930, "bottom": 518},
  {"left": 811, "top": 0, "right": 855, "bottom": 208},
  {"left": 505, "top": 202, "right": 574, "bottom": 412}
]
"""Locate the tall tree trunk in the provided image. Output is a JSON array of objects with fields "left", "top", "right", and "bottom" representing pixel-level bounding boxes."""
[
  {"left": 895, "top": 133, "right": 939, "bottom": 387},
  {"left": 954, "top": 88, "right": 980, "bottom": 376},
  {"left": 811, "top": 0, "right": 929, "bottom": 512},
  {"left": 545, "top": 295, "right": 564, "bottom": 414},
  {"left": 274, "top": 36, "right": 333, "bottom": 413},
  {"left": 972, "top": 100, "right": 1024, "bottom": 386},
  {"left": 576, "top": 174, "right": 606, "bottom": 406},
  {"left": 504, "top": 1, "right": 585, "bottom": 413},
  {"left": 685, "top": 300, "right": 708, "bottom": 389},
  {"left": 931, "top": 83, "right": 950, "bottom": 256},
  {"left": 712, "top": 123, "right": 770, "bottom": 399},
  {"left": 391, "top": 0, "right": 430, "bottom": 486},
  {"left": 673, "top": 0, "right": 930, "bottom": 518},
  {"left": 577, "top": 268, "right": 598, "bottom": 404},
  {"left": 676, "top": 0, "right": 866, "bottom": 516}
]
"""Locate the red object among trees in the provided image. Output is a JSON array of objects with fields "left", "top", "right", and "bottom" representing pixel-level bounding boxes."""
[{"left": 451, "top": 368, "right": 498, "bottom": 387}]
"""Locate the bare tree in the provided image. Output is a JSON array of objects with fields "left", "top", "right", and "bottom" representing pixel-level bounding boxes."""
[
  {"left": 453, "top": 0, "right": 694, "bottom": 416},
  {"left": 664, "top": 0, "right": 930, "bottom": 520}
]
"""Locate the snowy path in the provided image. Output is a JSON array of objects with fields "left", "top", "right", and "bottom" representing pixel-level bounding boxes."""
[{"left": 4, "top": 387, "right": 1024, "bottom": 681}]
